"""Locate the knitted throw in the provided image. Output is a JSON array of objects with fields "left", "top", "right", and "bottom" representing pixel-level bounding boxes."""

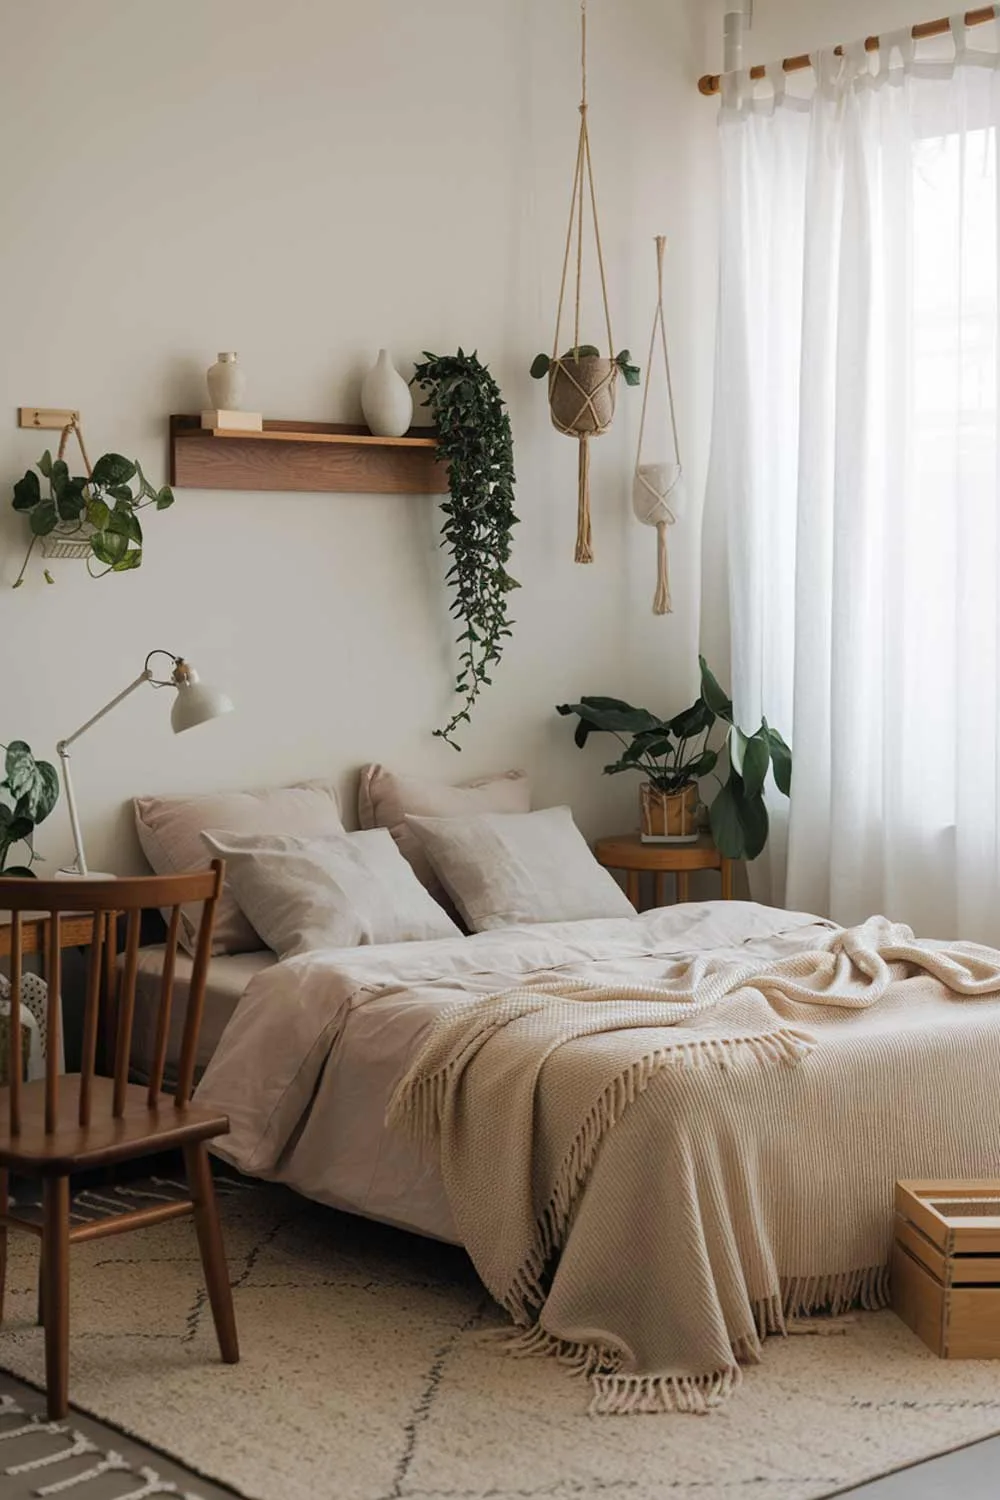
[{"left": 388, "top": 917, "right": 1000, "bottom": 1413}]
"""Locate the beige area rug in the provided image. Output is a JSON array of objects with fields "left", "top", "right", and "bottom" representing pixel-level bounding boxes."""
[{"left": 2, "top": 1178, "right": 1000, "bottom": 1500}]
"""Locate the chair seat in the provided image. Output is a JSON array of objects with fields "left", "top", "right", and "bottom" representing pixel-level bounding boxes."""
[{"left": 0, "top": 1076, "right": 230, "bottom": 1173}]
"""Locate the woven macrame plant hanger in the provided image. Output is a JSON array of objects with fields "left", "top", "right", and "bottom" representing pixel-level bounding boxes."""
[
  {"left": 633, "top": 236, "right": 684, "bottom": 614},
  {"left": 547, "top": 0, "right": 617, "bottom": 565},
  {"left": 43, "top": 417, "right": 94, "bottom": 560}
]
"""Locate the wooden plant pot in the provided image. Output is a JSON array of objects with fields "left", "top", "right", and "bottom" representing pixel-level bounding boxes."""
[
  {"left": 640, "top": 781, "right": 700, "bottom": 844},
  {"left": 547, "top": 356, "right": 618, "bottom": 437}
]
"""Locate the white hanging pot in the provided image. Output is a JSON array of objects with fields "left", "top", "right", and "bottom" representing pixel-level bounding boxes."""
[
  {"left": 633, "top": 461, "right": 685, "bottom": 526},
  {"left": 633, "top": 237, "right": 684, "bottom": 615}
]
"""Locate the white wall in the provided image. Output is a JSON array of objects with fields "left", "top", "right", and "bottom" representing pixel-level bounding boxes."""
[{"left": 0, "top": 0, "right": 720, "bottom": 874}]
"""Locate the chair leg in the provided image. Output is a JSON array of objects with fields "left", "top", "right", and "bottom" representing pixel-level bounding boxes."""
[
  {"left": 41, "top": 1176, "right": 70, "bottom": 1420},
  {"left": 0, "top": 1168, "right": 7, "bottom": 1325},
  {"left": 37, "top": 1238, "right": 45, "bottom": 1327},
  {"left": 184, "top": 1143, "right": 239, "bottom": 1364}
]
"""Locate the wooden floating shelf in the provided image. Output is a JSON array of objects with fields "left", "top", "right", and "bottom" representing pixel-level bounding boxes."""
[{"left": 169, "top": 416, "right": 448, "bottom": 495}]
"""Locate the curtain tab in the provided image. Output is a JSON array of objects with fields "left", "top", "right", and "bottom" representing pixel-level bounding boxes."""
[
  {"left": 881, "top": 26, "right": 915, "bottom": 73},
  {"left": 764, "top": 60, "right": 787, "bottom": 111},
  {"left": 813, "top": 47, "right": 843, "bottom": 94},
  {"left": 843, "top": 38, "right": 870, "bottom": 79},
  {"left": 949, "top": 12, "right": 967, "bottom": 56},
  {"left": 721, "top": 68, "right": 751, "bottom": 111}
]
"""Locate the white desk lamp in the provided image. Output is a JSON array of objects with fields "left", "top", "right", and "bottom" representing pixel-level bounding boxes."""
[{"left": 57, "top": 649, "right": 234, "bottom": 876}]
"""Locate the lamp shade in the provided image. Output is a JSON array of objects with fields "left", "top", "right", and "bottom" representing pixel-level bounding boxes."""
[{"left": 170, "top": 664, "right": 234, "bottom": 734}]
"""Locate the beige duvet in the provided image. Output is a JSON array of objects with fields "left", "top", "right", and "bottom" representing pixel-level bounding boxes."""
[{"left": 195, "top": 902, "right": 1000, "bottom": 1412}]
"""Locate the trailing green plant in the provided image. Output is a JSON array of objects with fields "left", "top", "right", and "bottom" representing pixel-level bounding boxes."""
[
  {"left": 411, "top": 350, "right": 519, "bottom": 750},
  {"left": 0, "top": 741, "right": 59, "bottom": 877},
  {"left": 530, "top": 345, "right": 641, "bottom": 386},
  {"left": 557, "top": 656, "right": 792, "bottom": 861},
  {"left": 11, "top": 450, "right": 174, "bottom": 588}
]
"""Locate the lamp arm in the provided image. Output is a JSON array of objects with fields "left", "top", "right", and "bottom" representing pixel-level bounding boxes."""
[
  {"left": 57, "top": 669, "right": 154, "bottom": 754},
  {"left": 56, "top": 668, "right": 154, "bottom": 876}
]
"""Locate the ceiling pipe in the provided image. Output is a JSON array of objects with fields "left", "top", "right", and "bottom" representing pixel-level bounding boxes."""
[{"left": 723, "top": 0, "right": 753, "bottom": 74}]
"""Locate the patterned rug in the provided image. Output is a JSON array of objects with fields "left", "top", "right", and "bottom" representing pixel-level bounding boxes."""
[{"left": 2, "top": 1176, "right": 1000, "bottom": 1500}]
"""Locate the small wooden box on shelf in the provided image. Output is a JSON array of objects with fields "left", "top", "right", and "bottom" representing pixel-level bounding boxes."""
[
  {"left": 594, "top": 832, "right": 734, "bottom": 911},
  {"left": 169, "top": 416, "right": 448, "bottom": 495},
  {"left": 892, "top": 1179, "right": 1000, "bottom": 1358}
]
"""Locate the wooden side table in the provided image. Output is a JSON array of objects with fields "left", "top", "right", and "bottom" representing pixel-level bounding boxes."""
[
  {"left": 0, "top": 911, "right": 117, "bottom": 1070},
  {"left": 595, "top": 832, "right": 734, "bottom": 911}
]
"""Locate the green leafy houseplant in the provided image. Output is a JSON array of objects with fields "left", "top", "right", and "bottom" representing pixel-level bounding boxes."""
[
  {"left": 12, "top": 450, "right": 174, "bottom": 588},
  {"left": 411, "top": 350, "right": 519, "bottom": 750},
  {"left": 530, "top": 346, "right": 641, "bottom": 386},
  {"left": 557, "top": 657, "right": 792, "bottom": 861},
  {"left": 0, "top": 742, "right": 59, "bottom": 877}
]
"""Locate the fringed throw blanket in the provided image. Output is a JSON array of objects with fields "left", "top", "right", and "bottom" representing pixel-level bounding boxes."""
[{"left": 388, "top": 918, "right": 1000, "bottom": 1414}]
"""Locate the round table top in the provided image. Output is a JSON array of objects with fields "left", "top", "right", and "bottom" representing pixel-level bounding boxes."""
[{"left": 594, "top": 831, "right": 725, "bottom": 872}]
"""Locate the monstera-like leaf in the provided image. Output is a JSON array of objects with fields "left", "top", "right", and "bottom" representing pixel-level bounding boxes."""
[{"left": 0, "top": 741, "right": 59, "bottom": 874}]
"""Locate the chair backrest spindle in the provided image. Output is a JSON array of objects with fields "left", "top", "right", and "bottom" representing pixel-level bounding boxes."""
[
  {"left": 113, "top": 910, "right": 142, "bottom": 1118},
  {"left": 8, "top": 911, "right": 22, "bottom": 1136},
  {"left": 175, "top": 869, "right": 221, "bottom": 1107},
  {"left": 45, "top": 913, "right": 61, "bottom": 1133},
  {"left": 147, "top": 904, "right": 182, "bottom": 1106},
  {"left": 78, "top": 912, "right": 105, "bottom": 1128},
  {"left": 0, "top": 864, "right": 224, "bottom": 1135}
]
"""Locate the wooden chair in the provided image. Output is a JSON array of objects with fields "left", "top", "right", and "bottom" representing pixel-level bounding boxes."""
[{"left": 0, "top": 862, "right": 238, "bottom": 1419}]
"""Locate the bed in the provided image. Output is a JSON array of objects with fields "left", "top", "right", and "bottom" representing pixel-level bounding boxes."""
[
  {"left": 193, "top": 898, "right": 1000, "bottom": 1412},
  {"left": 132, "top": 776, "right": 1000, "bottom": 1412}
]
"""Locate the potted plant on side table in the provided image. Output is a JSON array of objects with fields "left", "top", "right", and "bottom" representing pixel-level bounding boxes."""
[{"left": 557, "top": 657, "right": 792, "bottom": 859}]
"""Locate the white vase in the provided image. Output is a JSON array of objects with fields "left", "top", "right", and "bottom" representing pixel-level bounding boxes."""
[
  {"left": 361, "top": 349, "right": 413, "bottom": 438},
  {"left": 206, "top": 352, "right": 246, "bottom": 411}
]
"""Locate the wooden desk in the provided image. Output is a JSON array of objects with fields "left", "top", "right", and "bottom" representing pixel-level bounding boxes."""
[{"left": 595, "top": 832, "right": 734, "bottom": 911}]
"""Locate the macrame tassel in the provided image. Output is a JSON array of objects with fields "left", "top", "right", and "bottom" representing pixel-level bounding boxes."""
[
  {"left": 653, "top": 519, "right": 671, "bottom": 614},
  {"left": 575, "top": 437, "right": 594, "bottom": 564}
]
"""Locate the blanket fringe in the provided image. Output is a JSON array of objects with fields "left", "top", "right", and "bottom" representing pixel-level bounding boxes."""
[
  {"left": 498, "top": 1323, "right": 740, "bottom": 1415},
  {"left": 780, "top": 1264, "right": 890, "bottom": 1319},
  {"left": 498, "top": 1264, "right": 888, "bottom": 1417},
  {"left": 387, "top": 1002, "right": 815, "bottom": 1151},
  {"left": 590, "top": 1367, "right": 742, "bottom": 1416}
]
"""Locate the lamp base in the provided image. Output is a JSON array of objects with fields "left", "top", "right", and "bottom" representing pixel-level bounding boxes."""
[{"left": 55, "top": 865, "right": 116, "bottom": 880}]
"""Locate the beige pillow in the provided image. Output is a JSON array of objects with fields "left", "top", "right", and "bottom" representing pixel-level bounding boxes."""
[
  {"left": 405, "top": 805, "right": 635, "bottom": 932},
  {"left": 134, "top": 780, "right": 346, "bottom": 955},
  {"left": 358, "top": 765, "right": 530, "bottom": 905},
  {"left": 201, "top": 828, "right": 461, "bottom": 959}
]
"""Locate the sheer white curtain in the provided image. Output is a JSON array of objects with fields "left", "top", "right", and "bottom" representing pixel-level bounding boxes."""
[{"left": 708, "top": 16, "right": 1000, "bottom": 943}]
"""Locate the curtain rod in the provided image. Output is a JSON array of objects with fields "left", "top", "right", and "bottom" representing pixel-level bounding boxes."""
[{"left": 697, "top": 4, "right": 998, "bottom": 95}]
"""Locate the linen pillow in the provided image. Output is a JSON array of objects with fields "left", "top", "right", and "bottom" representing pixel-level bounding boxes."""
[
  {"left": 404, "top": 805, "right": 635, "bottom": 932},
  {"left": 201, "top": 827, "right": 461, "bottom": 959},
  {"left": 134, "top": 780, "right": 346, "bottom": 956},
  {"left": 358, "top": 765, "right": 531, "bottom": 905}
]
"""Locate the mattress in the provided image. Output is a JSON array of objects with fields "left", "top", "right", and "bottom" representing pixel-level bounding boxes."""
[{"left": 128, "top": 946, "right": 277, "bottom": 1086}]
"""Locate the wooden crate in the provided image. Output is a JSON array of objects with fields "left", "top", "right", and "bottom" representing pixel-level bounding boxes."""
[{"left": 892, "top": 1179, "right": 1000, "bottom": 1358}]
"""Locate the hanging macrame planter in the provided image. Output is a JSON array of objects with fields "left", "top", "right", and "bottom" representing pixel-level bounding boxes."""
[
  {"left": 530, "top": 0, "right": 639, "bottom": 564},
  {"left": 633, "top": 236, "right": 685, "bottom": 614}
]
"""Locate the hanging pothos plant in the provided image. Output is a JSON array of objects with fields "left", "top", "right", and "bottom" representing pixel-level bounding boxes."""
[
  {"left": 411, "top": 351, "right": 519, "bottom": 750},
  {"left": 11, "top": 449, "right": 174, "bottom": 589}
]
